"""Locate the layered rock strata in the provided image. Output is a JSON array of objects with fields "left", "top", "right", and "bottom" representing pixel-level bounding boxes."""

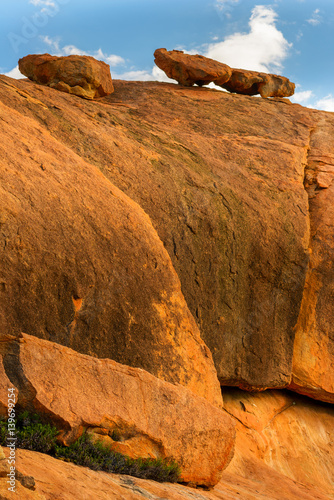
[
  {"left": 18, "top": 53, "right": 114, "bottom": 99},
  {"left": 154, "top": 48, "right": 295, "bottom": 97},
  {"left": 0, "top": 333, "right": 235, "bottom": 487}
]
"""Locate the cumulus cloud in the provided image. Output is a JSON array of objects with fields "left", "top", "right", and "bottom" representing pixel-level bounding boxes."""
[
  {"left": 307, "top": 9, "right": 322, "bottom": 26},
  {"left": 41, "top": 36, "right": 125, "bottom": 66},
  {"left": 205, "top": 5, "right": 292, "bottom": 72},
  {"left": 4, "top": 66, "right": 24, "bottom": 79},
  {"left": 290, "top": 89, "right": 314, "bottom": 104},
  {"left": 315, "top": 94, "right": 334, "bottom": 112}
]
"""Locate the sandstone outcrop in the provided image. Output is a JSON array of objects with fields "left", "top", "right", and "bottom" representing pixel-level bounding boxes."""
[
  {"left": 222, "top": 388, "right": 334, "bottom": 499},
  {"left": 290, "top": 112, "right": 334, "bottom": 403},
  {"left": 0, "top": 71, "right": 334, "bottom": 499},
  {"left": 154, "top": 48, "right": 232, "bottom": 86},
  {"left": 0, "top": 333, "right": 235, "bottom": 487},
  {"left": 2, "top": 75, "right": 332, "bottom": 398},
  {"left": 221, "top": 68, "right": 295, "bottom": 98},
  {"left": 18, "top": 54, "right": 114, "bottom": 99},
  {"left": 154, "top": 48, "right": 295, "bottom": 97},
  {"left": 0, "top": 76, "right": 222, "bottom": 408}
]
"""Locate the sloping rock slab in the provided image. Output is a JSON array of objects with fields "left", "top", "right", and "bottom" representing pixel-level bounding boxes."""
[
  {"left": 154, "top": 48, "right": 232, "bottom": 86},
  {"left": 18, "top": 53, "right": 114, "bottom": 99},
  {"left": 0, "top": 94, "right": 222, "bottom": 408},
  {"left": 0, "top": 333, "right": 235, "bottom": 487},
  {"left": 2, "top": 447, "right": 331, "bottom": 500}
]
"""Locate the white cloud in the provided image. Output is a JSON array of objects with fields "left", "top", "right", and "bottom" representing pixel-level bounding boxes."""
[
  {"left": 205, "top": 5, "right": 292, "bottom": 73},
  {"left": 216, "top": 0, "right": 239, "bottom": 11},
  {"left": 290, "top": 89, "right": 314, "bottom": 104},
  {"left": 30, "top": 0, "right": 56, "bottom": 6},
  {"left": 4, "top": 66, "right": 24, "bottom": 79},
  {"left": 41, "top": 36, "right": 125, "bottom": 66},
  {"left": 307, "top": 9, "right": 322, "bottom": 26},
  {"left": 315, "top": 94, "right": 334, "bottom": 112}
]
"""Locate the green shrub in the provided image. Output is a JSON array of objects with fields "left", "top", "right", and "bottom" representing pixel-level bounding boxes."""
[{"left": 0, "top": 413, "right": 181, "bottom": 483}]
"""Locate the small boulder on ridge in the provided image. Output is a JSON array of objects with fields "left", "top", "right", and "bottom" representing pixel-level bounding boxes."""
[
  {"left": 18, "top": 53, "right": 114, "bottom": 100},
  {"left": 154, "top": 48, "right": 232, "bottom": 87}
]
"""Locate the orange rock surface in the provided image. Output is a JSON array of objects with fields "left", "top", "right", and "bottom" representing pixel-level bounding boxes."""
[
  {"left": 0, "top": 333, "right": 235, "bottom": 487},
  {"left": 222, "top": 389, "right": 334, "bottom": 498},
  {"left": 154, "top": 48, "right": 232, "bottom": 86},
  {"left": 18, "top": 53, "right": 114, "bottom": 99},
  {"left": 221, "top": 68, "right": 295, "bottom": 97},
  {"left": 1, "top": 74, "right": 334, "bottom": 402},
  {"left": 0, "top": 75, "right": 312, "bottom": 391},
  {"left": 291, "top": 112, "right": 334, "bottom": 403},
  {"left": 154, "top": 48, "right": 295, "bottom": 97},
  {"left": 0, "top": 75, "right": 222, "bottom": 408}
]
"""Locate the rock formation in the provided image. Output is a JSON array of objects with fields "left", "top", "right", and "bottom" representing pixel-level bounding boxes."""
[
  {"left": 290, "top": 113, "right": 334, "bottom": 403},
  {"left": 153, "top": 48, "right": 232, "bottom": 86},
  {"left": 221, "top": 68, "right": 295, "bottom": 98},
  {"left": 0, "top": 333, "right": 235, "bottom": 487},
  {"left": 0, "top": 70, "right": 334, "bottom": 497},
  {"left": 0, "top": 77, "right": 222, "bottom": 408},
  {"left": 154, "top": 48, "right": 295, "bottom": 97},
  {"left": 18, "top": 54, "right": 114, "bottom": 99},
  {"left": 1, "top": 74, "right": 333, "bottom": 401},
  {"left": 223, "top": 388, "right": 334, "bottom": 498}
]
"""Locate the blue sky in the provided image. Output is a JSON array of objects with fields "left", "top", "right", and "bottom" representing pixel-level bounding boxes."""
[{"left": 1, "top": 0, "right": 333, "bottom": 110}]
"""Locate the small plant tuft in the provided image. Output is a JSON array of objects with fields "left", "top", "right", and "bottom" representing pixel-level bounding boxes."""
[{"left": 0, "top": 412, "right": 181, "bottom": 483}]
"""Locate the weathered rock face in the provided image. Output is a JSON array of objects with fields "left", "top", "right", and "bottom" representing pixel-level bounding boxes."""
[
  {"left": 222, "top": 388, "right": 334, "bottom": 499},
  {"left": 0, "top": 79, "right": 222, "bottom": 408},
  {"left": 154, "top": 48, "right": 232, "bottom": 86},
  {"left": 0, "top": 76, "right": 334, "bottom": 402},
  {"left": 18, "top": 53, "right": 114, "bottom": 99},
  {"left": 290, "top": 113, "right": 334, "bottom": 403},
  {"left": 0, "top": 75, "right": 318, "bottom": 394},
  {"left": 154, "top": 48, "right": 295, "bottom": 97},
  {"left": 0, "top": 333, "right": 235, "bottom": 487},
  {"left": 221, "top": 68, "right": 295, "bottom": 98}
]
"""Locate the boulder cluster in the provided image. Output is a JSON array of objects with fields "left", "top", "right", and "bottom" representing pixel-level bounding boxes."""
[
  {"left": 18, "top": 50, "right": 295, "bottom": 101},
  {"left": 154, "top": 48, "right": 295, "bottom": 98}
]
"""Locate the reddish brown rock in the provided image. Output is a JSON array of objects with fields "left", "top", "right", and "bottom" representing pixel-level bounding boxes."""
[
  {"left": 0, "top": 75, "right": 316, "bottom": 392},
  {"left": 154, "top": 48, "right": 232, "bottom": 86},
  {"left": 221, "top": 68, "right": 295, "bottom": 97},
  {"left": 154, "top": 48, "right": 295, "bottom": 98},
  {"left": 18, "top": 53, "right": 114, "bottom": 99},
  {"left": 1, "top": 76, "right": 334, "bottom": 401},
  {"left": 222, "top": 388, "right": 334, "bottom": 499},
  {"left": 0, "top": 82, "right": 222, "bottom": 408},
  {"left": 0, "top": 333, "right": 235, "bottom": 487},
  {"left": 291, "top": 113, "right": 334, "bottom": 403}
]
